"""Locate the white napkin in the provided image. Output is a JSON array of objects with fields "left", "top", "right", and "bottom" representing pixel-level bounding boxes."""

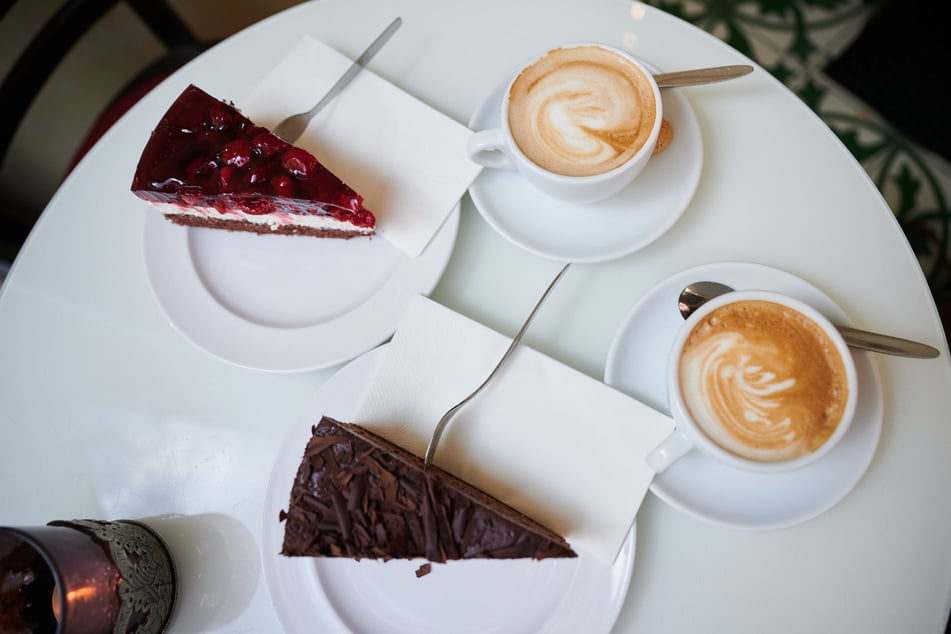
[
  {"left": 351, "top": 296, "right": 675, "bottom": 563},
  {"left": 240, "top": 36, "right": 482, "bottom": 257}
]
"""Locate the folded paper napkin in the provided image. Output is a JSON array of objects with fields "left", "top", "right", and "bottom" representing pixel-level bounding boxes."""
[
  {"left": 241, "top": 36, "right": 482, "bottom": 257},
  {"left": 352, "top": 295, "right": 676, "bottom": 563}
]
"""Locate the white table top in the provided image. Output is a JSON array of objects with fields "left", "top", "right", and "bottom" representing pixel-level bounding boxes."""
[{"left": 2, "top": 0, "right": 950, "bottom": 632}]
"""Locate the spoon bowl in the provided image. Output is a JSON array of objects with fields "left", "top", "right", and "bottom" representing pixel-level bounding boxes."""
[{"left": 678, "top": 281, "right": 940, "bottom": 359}]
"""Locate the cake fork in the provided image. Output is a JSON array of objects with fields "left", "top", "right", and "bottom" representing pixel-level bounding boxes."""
[
  {"left": 424, "top": 263, "right": 572, "bottom": 467},
  {"left": 272, "top": 17, "right": 402, "bottom": 143}
]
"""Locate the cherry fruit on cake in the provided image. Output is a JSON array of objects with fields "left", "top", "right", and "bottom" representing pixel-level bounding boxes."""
[
  {"left": 131, "top": 84, "right": 375, "bottom": 239},
  {"left": 281, "top": 417, "right": 577, "bottom": 564}
]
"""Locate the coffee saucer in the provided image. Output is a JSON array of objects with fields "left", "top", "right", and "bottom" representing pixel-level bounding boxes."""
[
  {"left": 467, "top": 60, "right": 703, "bottom": 263},
  {"left": 604, "top": 261, "right": 884, "bottom": 530}
]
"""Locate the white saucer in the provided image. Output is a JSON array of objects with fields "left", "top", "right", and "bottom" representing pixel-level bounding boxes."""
[
  {"left": 262, "top": 345, "right": 637, "bottom": 634},
  {"left": 467, "top": 59, "right": 703, "bottom": 263},
  {"left": 143, "top": 206, "right": 458, "bottom": 372},
  {"left": 604, "top": 262, "right": 883, "bottom": 530}
]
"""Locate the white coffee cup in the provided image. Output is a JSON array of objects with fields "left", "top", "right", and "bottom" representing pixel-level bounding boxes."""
[
  {"left": 649, "top": 290, "right": 859, "bottom": 474},
  {"left": 467, "top": 43, "right": 662, "bottom": 204}
]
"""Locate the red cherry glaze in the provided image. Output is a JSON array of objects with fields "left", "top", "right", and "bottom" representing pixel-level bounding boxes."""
[
  {"left": 251, "top": 132, "right": 287, "bottom": 158},
  {"left": 270, "top": 174, "right": 295, "bottom": 198},
  {"left": 219, "top": 139, "right": 252, "bottom": 167},
  {"left": 245, "top": 165, "right": 270, "bottom": 185},
  {"left": 131, "top": 84, "right": 375, "bottom": 230},
  {"left": 208, "top": 104, "right": 233, "bottom": 128},
  {"left": 280, "top": 147, "right": 319, "bottom": 177}
]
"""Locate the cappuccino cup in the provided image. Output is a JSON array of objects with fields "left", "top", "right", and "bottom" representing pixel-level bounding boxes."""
[
  {"left": 467, "top": 43, "right": 662, "bottom": 204},
  {"left": 649, "top": 290, "right": 858, "bottom": 474}
]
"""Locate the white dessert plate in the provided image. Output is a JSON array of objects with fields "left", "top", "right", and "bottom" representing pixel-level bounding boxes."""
[
  {"left": 261, "top": 345, "right": 636, "bottom": 634},
  {"left": 143, "top": 206, "right": 458, "bottom": 372},
  {"left": 467, "top": 58, "right": 703, "bottom": 263},
  {"left": 604, "top": 262, "right": 884, "bottom": 530}
]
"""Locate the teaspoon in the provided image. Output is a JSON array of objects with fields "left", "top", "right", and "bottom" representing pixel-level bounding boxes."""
[
  {"left": 654, "top": 64, "right": 753, "bottom": 88},
  {"left": 679, "top": 281, "right": 940, "bottom": 359}
]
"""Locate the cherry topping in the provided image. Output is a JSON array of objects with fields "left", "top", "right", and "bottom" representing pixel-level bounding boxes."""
[
  {"left": 270, "top": 175, "right": 296, "bottom": 198},
  {"left": 186, "top": 157, "right": 216, "bottom": 177},
  {"left": 251, "top": 132, "right": 287, "bottom": 158},
  {"left": 219, "top": 139, "right": 252, "bottom": 167},
  {"left": 218, "top": 165, "right": 238, "bottom": 189},
  {"left": 180, "top": 185, "right": 203, "bottom": 204},
  {"left": 281, "top": 147, "right": 318, "bottom": 178},
  {"left": 176, "top": 105, "right": 208, "bottom": 134},
  {"left": 352, "top": 210, "right": 375, "bottom": 228},
  {"left": 209, "top": 102, "right": 237, "bottom": 130},
  {"left": 244, "top": 165, "right": 270, "bottom": 185}
]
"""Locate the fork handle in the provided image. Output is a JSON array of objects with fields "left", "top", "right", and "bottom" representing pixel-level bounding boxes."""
[
  {"left": 423, "top": 263, "right": 571, "bottom": 467},
  {"left": 305, "top": 17, "right": 402, "bottom": 118}
]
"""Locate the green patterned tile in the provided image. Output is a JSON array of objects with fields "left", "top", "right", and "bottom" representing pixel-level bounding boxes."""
[
  {"left": 642, "top": 0, "right": 951, "bottom": 331},
  {"left": 644, "top": 0, "right": 880, "bottom": 66}
]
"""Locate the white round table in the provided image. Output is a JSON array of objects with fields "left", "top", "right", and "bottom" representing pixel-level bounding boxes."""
[{"left": 1, "top": 0, "right": 948, "bottom": 632}]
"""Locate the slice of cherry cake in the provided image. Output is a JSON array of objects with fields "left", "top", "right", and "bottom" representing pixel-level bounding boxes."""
[
  {"left": 281, "top": 417, "right": 577, "bottom": 564},
  {"left": 131, "top": 84, "right": 375, "bottom": 238}
]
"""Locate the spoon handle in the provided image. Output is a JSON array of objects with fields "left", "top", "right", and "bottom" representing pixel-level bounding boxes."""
[
  {"left": 423, "top": 263, "right": 571, "bottom": 467},
  {"left": 835, "top": 325, "right": 940, "bottom": 359},
  {"left": 654, "top": 64, "right": 753, "bottom": 88}
]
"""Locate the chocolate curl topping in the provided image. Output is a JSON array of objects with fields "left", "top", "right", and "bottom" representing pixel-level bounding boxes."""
[{"left": 280, "top": 417, "right": 576, "bottom": 564}]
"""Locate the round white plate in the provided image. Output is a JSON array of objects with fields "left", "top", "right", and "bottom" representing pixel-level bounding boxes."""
[
  {"left": 262, "top": 345, "right": 636, "bottom": 634},
  {"left": 143, "top": 206, "right": 458, "bottom": 372},
  {"left": 467, "top": 59, "right": 703, "bottom": 263},
  {"left": 604, "top": 262, "right": 883, "bottom": 530}
]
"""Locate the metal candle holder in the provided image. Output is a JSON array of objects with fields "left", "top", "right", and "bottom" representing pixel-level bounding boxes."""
[{"left": 0, "top": 519, "right": 176, "bottom": 633}]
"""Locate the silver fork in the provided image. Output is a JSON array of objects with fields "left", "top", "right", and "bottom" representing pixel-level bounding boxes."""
[
  {"left": 272, "top": 17, "right": 402, "bottom": 143},
  {"left": 423, "top": 263, "right": 572, "bottom": 467}
]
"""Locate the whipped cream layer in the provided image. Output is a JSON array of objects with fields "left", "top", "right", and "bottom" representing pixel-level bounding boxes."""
[
  {"left": 508, "top": 45, "right": 656, "bottom": 177},
  {"left": 148, "top": 200, "right": 372, "bottom": 235},
  {"left": 679, "top": 300, "right": 849, "bottom": 463}
]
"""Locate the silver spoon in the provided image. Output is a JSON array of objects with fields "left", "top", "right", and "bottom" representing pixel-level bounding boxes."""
[
  {"left": 272, "top": 17, "right": 402, "bottom": 143},
  {"left": 423, "top": 263, "right": 571, "bottom": 467},
  {"left": 679, "top": 281, "right": 940, "bottom": 359},
  {"left": 654, "top": 64, "right": 753, "bottom": 88}
]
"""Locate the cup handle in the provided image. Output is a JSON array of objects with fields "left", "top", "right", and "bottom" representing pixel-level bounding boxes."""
[
  {"left": 467, "top": 128, "right": 517, "bottom": 170},
  {"left": 646, "top": 428, "right": 693, "bottom": 474}
]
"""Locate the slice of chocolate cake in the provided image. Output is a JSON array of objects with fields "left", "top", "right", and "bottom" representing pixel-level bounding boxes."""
[
  {"left": 131, "top": 84, "right": 375, "bottom": 239},
  {"left": 281, "top": 417, "right": 577, "bottom": 563}
]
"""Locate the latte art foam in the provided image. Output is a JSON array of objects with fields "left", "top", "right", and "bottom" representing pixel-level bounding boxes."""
[
  {"left": 507, "top": 46, "right": 656, "bottom": 177},
  {"left": 678, "top": 300, "right": 849, "bottom": 463}
]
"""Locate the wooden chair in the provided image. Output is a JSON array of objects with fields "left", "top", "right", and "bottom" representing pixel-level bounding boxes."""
[
  {"left": 0, "top": 0, "right": 210, "bottom": 260},
  {"left": 0, "top": 0, "right": 208, "bottom": 169}
]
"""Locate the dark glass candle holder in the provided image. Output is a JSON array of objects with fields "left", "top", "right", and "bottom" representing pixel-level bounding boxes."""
[{"left": 0, "top": 519, "right": 176, "bottom": 633}]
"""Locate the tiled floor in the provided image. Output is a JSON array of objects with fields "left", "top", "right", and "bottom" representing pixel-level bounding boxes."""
[{"left": 2, "top": 0, "right": 950, "bottom": 347}]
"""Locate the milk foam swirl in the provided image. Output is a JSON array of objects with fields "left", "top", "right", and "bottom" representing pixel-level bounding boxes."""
[
  {"left": 678, "top": 301, "right": 848, "bottom": 463},
  {"left": 507, "top": 46, "right": 656, "bottom": 177}
]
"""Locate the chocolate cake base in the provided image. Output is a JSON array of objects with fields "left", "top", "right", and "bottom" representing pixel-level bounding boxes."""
[
  {"left": 164, "top": 213, "right": 371, "bottom": 239},
  {"left": 281, "top": 417, "right": 577, "bottom": 563}
]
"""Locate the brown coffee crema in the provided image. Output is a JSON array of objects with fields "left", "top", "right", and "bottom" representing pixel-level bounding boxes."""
[
  {"left": 678, "top": 300, "right": 849, "bottom": 463},
  {"left": 507, "top": 45, "right": 657, "bottom": 177}
]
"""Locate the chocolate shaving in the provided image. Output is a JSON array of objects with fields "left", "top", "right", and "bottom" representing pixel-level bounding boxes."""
[
  {"left": 280, "top": 417, "right": 576, "bottom": 564},
  {"left": 415, "top": 563, "right": 432, "bottom": 578}
]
